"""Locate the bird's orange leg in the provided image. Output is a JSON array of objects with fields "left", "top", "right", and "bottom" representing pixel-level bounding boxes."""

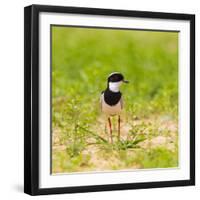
[
  {"left": 108, "top": 117, "right": 113, "bottom": 144},
  {"left": 118, "top": 115, "right": 121, "bottom": 141}
]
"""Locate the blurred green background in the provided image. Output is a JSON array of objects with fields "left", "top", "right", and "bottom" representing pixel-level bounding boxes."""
[{"left": 52, "top": 26, "right": 178, "bottom": 173}]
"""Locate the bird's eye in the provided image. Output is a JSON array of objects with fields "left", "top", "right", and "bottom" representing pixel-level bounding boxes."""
[
  {"left": 112, "top": 75, "right": 117, "bottom": 81},
  {"left": 110, "top": 77, "right": 115, "bottom": 82}
]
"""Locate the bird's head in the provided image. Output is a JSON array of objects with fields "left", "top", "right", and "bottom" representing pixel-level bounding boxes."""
[{"left": 107, "top": 72, "right": 129, "bottom": 92}]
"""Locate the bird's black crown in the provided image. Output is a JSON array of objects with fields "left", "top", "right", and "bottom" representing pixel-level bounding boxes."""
[{"left": 108, "top": 72, "right": 124, "bottom": 83}]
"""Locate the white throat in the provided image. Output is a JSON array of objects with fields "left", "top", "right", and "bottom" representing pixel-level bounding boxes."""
[{"left": 109, "top": 81, "right": 122, "bottom": 92}]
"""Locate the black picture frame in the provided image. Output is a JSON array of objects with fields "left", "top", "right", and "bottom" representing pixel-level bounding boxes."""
[{"left": 24, "top": 4, "right": 195, "bottom": 196}]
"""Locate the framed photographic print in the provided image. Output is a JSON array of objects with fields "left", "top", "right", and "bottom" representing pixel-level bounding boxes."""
[{"left": 24, "top": 4, "right": 195, "bottom": 195}]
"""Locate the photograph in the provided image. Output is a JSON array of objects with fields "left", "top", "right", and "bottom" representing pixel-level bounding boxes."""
[{"left": 51, "top": 26, "right": 179, "bottom": 174}]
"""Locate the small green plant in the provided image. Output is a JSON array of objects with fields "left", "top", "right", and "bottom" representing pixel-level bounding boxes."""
[{"left": 114, "top": 136, "right": 146, "bottom": 150}]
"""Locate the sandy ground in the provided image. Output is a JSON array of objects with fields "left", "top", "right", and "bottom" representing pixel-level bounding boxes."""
[{"left": 52, "top": 114, "right": 178, "bottom": 173}]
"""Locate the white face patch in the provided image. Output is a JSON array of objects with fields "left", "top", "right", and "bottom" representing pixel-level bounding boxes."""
[{"left": 109, "top": 81, "right": 122, "bottom": 92}]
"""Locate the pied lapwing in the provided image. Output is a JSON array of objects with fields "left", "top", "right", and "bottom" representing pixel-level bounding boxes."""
[{"left": 100, "top": 72, "right": 129, "bottom": 143}]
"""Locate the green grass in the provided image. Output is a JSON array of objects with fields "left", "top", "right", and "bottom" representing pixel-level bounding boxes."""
[{"left": 51, "top": 26, "right": 178, "bottom": 173}]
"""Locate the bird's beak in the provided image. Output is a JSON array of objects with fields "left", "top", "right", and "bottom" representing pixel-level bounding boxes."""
[{"left": 123, "top": 80, "right": 129, "bottom": 83}]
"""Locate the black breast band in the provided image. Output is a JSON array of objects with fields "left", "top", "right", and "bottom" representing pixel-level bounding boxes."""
[{"left": 103, "top": 89, "right": 121, "bottom": 106}]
